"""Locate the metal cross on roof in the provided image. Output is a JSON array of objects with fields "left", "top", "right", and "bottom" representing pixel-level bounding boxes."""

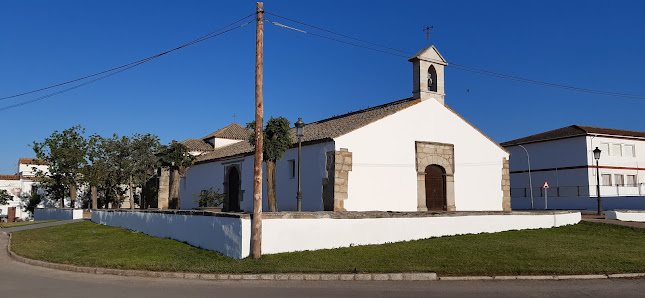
[{"left": 423, "top": 26, "right": 433, "bottom": 44}]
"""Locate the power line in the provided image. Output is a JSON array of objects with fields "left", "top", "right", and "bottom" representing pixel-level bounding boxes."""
[
  {"left": 0, "top": 18, "right": 254, "bottom": 112},
  {"left": 0, "top": 13, "right": 255, "bottom": 102},
  {"left": 265, "top": 12, "right": 645, "bottom": 101}
]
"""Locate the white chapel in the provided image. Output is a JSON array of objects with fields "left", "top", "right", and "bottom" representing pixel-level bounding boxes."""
[{"left": 177, "top": 46, "right": 511, "bottom": 212}]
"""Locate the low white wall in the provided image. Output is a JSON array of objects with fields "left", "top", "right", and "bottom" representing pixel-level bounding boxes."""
[
  {"left": 605, "top": 210, "right": 645, "bottom": 222},
  {"left": 261, "top": 212, "right": 581, "bottom": 255},
  {"left": 91, "top": 210, "right": 580, "bottom": 259},
  {"left": 34, "top": 208, "right": 83, "bottom": 220},
  {"left": 91, "top": 210, "right": 251, "bottom": 259}
]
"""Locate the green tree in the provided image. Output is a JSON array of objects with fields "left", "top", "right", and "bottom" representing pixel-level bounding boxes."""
[
  {"left": 82, "top": 134, "right": 109, "bottom": 210},
  {"left": 33, "top": 125, "right": 88, "bottom": 208},
  {"left": 247, "top": 116, "right": 291, "bottom": 212},
  {"left": 0, "top": 189, "right": 12, "bottom": 205},
  {"left": 127, "top": 133, "right": 161, "bottom": 209},
  {"left": 21, "top": 191, "right": 42, "bottom": 215},
  {"left": 160, "top": 141, "right": 195, "bottom": 209}
]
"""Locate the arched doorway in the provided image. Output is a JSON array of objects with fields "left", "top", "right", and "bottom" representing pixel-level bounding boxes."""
[
  {"left": 425, "top": 164, "right": 446, "bottom": 211},
  {"left": 227, "top": 167, "right": 240, "bottom": 211}
]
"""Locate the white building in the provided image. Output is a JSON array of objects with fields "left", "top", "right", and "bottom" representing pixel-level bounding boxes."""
[
  {"left": 502, "top": 125, "right": 645, "bottom": 210},
  {"left": 0, "top": 158, "right": 49, "bottom": 220},
  {"left": 179, "top": 46, "right": 510, "bottom": 213}
]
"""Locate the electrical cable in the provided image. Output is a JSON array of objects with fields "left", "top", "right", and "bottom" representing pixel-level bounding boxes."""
[
  {"left": 265, "top": 12, "right": 645, "bottom": 101},
  {"left": 0, "top": 13, "right": 255, "bottom": 102},
  {"left": 0, "top": 19, "right": 254, "bottom": 112}
]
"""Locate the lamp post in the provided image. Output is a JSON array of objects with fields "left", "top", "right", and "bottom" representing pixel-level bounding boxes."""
[
  {"left": 518, "top": 145, "right": 534, "bottom": 209},
  {"left": 295, "top": 118, "right": 305, "bottom": 211},
  {"left": 594, "top": 147, "right": 602, "bottom": 215}
]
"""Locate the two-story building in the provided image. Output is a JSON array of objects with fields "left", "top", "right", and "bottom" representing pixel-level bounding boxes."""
[
  {"left": 502, "top": 125, "right": 645, "bottom": 210},
  {"left": 0, "top": 158, "right": 49, "bottom": 220}
]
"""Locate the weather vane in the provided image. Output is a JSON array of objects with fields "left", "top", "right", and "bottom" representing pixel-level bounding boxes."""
[{"left": 423, "top": 26, "right": 434, "bottom": 44}]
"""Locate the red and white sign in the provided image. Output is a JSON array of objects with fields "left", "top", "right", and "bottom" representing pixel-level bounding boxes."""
[{"left": 542, "top": 181, "right": 550, "bottom": 189}]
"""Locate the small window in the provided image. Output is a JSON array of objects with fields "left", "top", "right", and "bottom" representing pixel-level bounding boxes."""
[
  {"left": 288, "top": 159, "right": 295, "bottom": 178},
  {"left": 624, "top": 145, "right": 635, "bottom": 157},
  {"left": 626, "top": 175, "right": 637, "bottom": 187},
  {"left": 614, "top": 174, "right": 624, "bottom": 186},
  {"left": 601, "top": 174, "right": 612, "bottom": 186},
  {"left": 611, "top": 144, "right": 622, "bottom": 156}
]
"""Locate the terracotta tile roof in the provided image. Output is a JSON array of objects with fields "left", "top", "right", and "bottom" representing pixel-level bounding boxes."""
[
  {"left": 195, "top": 98, "right": 421, "bottom": 164},
  {"left": 181, "top": 138, "right": 213, "bottom": 152},
  {"left": 0, "top": 174, "right": 20, "bottom": 180},
  {"left": 501, "top": 125, "right": 645, "bottom": 146},
  {"left": 19, "top": 158, "right": 49, "bottom": 165},
  {"left": 203, "top": 123, "right": 252, "bottom": 140}
]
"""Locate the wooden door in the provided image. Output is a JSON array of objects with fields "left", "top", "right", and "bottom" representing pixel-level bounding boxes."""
[
  {"left": 425, "top": 165, "right": 446, "bottom": 211},
  {"left": 227, "top": 167, "right": 240, "bottom": 211}
]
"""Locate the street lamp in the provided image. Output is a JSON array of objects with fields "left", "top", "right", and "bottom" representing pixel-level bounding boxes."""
[
  {"left": 295, "top": 118, "right": 305, "bottom": 212},
  {"left": 518, "top": 145, "right": 534, "bottom": 209},
  {"left": 593, "top": 147, "right": 602, "bottom": 215}
]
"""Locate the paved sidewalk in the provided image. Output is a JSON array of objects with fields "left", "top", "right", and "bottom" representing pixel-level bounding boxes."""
[
  {"left": 582, "top": 218, "right": 645, "bottom": 229},
  {"left": 0, "top": 219, "right": 87, "bottom": 233}
]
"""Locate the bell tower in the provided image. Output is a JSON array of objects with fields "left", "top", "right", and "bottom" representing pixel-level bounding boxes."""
[{"left": 409, "top": 45, "right": 448, "bottom": 104}]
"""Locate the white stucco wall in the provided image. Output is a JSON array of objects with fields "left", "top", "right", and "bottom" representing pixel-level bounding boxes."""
[
  {"left": 605, "top": 210, "right": 645, "bottom": 222},
  {"left": 19, "top": 163, "right": 49, "bottom": 178},
  {"left": 92, "top": 210, "right": 579, "bottom": 259},
  {"left": 92, "top": 210, "right": 251, "bottom": 259},
  {"left": 334, "top": 98, "right": 509, "bottom": 211},
  {"left": 34, "top": 208, "right": 83, "bottom": 220},
  {"left": 181, "top": 142, "right": 333, "bottom": 212},
  {"left": 261, "top": 212, "right": 581, "bottom": 255}
]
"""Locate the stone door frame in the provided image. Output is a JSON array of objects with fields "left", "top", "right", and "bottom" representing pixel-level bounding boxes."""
[{"left": 415, "top": 141, "right": 455, "bottom": 211}]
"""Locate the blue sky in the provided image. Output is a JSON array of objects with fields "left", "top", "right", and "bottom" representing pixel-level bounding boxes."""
[{"left": 1, "top": 0, "right": 644, "bottom": 174}]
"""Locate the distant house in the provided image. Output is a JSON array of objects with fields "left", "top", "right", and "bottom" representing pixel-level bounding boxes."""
[
  {"left": 0, "top": 158, "right": 49, "bottom": 220},
  {"left": 501, "top": 125, "right": 645, "bottom": 210},
  {"left": 173, "top": 46, "right": 510, "bottom": 213}
]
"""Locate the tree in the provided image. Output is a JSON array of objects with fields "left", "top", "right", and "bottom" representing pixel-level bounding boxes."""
[
  {"left": 0, "top": 189, "right": 12, "bottom": 205},
  {"left": 82, "top": 134, "right": 109, "bottom": 210},
  {"left": 21, "top": 191, "right": 42, "bottom": 215},
  {"left": 127, "top": 133, "right": 161, "bottom": 209},
  {"left": 160, "top": 141, "right": 195, "bottom": 209},
  {"left": 247, "top": 117, "right": 291, "bottom": 212},
  {"left": 33, "top": 125, "right": 88, "bottom": 208}
]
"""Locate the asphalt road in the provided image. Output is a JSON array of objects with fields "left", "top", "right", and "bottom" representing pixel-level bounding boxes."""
[{"left": 3, "top": 227, "right": 645, "bottom": 297}]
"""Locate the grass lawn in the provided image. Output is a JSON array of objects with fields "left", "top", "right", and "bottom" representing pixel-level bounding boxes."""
[
  {"left": 10, "top": 221, "right": 645, "bottom": 275},
  {"left": 1, "top": 220, "right": 60, "bottom": 229}
]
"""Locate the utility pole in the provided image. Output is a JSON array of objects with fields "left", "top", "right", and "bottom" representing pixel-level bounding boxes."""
[{"left": 252, "top": 2, "right": 264, "bottom": 259}]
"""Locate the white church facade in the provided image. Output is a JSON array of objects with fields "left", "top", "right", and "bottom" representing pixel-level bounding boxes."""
[{"left": 179, "top": 46, "right": 511, "bottom": 213}]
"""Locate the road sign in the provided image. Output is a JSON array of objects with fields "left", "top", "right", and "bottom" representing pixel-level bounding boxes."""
[{"left": 542, "top": 181, "right": 550, "bottom": 189}]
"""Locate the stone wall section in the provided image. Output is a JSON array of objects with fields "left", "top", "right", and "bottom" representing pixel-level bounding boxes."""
[
  {"left": 322, "top": 148, "right": 353, "bottom": 211},
  {"left": 501, "top": 157, "right": 511, "bottom": 211},
  {"left": 334, "top": 149, "right": 353, "bottom": 211},
  {"left": 415, "top": 141, "right": 455, "bottom": 211},
  {"left": 157, "top": 167, "right": 170, "bottom": 210}
]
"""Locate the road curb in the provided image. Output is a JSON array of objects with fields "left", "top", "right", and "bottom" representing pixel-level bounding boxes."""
[{"left": 4, "top": 232, "right": 645, "bottom": 282}]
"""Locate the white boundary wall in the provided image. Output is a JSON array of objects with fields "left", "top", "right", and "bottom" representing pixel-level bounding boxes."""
[
  {"left": 92, "top": 210, "right": 251, "bottom": 259},
  {"left": 261, "top": 212, "right": 581, "bottom": 255},
  {"left": 92, "top": 210, "right": 580, "bottom": 259},
  {"left": 34, "top": 208, "right": 83, "bottom": 220},
  {"left": 605, "top": 210, "right": 645, "bottom": 222}
]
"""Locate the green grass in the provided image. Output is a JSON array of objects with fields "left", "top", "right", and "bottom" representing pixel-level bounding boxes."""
[
  {"left": 10, "top": 221, "right": 645, "bottom": 275},
  {"left": 1, "top": 220, "right": 60, "bottom": 228}
]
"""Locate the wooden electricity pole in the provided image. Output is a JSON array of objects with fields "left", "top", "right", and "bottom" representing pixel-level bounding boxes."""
[{"left": 252, "top": 2, "right": 264, "bottom": 259}]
